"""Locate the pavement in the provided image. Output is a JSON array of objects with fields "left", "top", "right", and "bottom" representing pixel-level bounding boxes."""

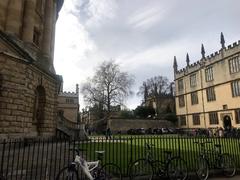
[{"left": 209, "top": 175, "right": 240, "bottom": 180}]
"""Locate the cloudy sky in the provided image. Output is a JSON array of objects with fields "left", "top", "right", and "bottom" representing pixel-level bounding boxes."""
[{"left": 54, "top": 0, "right": 240, "bottom": 110}]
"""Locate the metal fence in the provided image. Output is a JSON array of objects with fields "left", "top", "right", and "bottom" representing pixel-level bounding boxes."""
[{"left": 0, "top": 135, "right": 240, "bottom": 179}]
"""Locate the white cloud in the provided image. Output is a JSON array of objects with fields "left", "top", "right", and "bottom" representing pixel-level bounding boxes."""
[
  {"left": 54, "top": 0, "right": 240, "bottom": 109},
  {"left": 79, "top": 0, "right": 117, "bottom": 27},
  {"left": 128, "top": 6, "right": 166, "bottom": 30}
]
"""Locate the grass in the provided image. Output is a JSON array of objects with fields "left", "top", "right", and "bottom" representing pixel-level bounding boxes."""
[{"left": 78, "top": 135, "right": 240, "bottom": 176}]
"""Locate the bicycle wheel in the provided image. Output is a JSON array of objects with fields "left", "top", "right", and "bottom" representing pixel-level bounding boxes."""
[
  {"left": 196, "top": 157, "right": 209, "bottom": 180},
  {"left": 129, "top": 159, "right": 153, "bottom": 180},
  {"left": 151, "top": 160, "right": 165, "bottom": 179},
  {"left": 99, "top": 163, "right": 122, "bottom": 180},
  {"left": 221, "top": 153, "right": 236, "bottom": 177},
  {"left": 167, "top": 157, "right": 188, "bottom": 180},
  {"left": 56, "top": 165, "right": 79, "bottom": 180}
]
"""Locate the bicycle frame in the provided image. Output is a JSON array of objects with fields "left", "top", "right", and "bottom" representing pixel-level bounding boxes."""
[
  {"left": 196, "top": 142, "right": 223, "bottom": 169},
  {"left": 74, "top": 155, "right": 99, "bottom": 180},
  {"left": 144, "top": 143, "right": 175, "bottom": 175}
]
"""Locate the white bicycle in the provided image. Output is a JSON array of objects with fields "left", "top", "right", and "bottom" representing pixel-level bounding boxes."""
[{"left": 56, "top": 148, "right": 122, "bottom": 180}]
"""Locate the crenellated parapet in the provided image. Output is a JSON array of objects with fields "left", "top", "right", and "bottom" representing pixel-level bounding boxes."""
[
  {"left": 174, "top": 33, "right": 240, "bottom": 79},
  {"left": 59, "top": 91, "right": 78, "bottom": 98},
  {"left": 59, "top": 84, "right": 79, "bottom": 98}
]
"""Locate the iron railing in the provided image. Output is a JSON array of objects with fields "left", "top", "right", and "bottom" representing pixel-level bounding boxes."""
[{"left": 0, "top": 135, "right": 240, "bottom": 179}]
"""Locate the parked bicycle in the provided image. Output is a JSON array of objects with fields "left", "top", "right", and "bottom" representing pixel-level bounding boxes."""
[
  {"left": 128, "top": 143, "right": 188, "bottom": 180},
  {"left": 56, "top": 148, "right": 122, "bottom": 180},
  {"left": 194, "top": 141, "right": 236, "bottom": 180}
]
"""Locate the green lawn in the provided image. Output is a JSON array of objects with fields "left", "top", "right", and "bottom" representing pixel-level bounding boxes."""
[{"left": 79, "top": 135, "right": 240, "bottom": 176}]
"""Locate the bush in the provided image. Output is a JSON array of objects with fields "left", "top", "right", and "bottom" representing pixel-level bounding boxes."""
[
  {"left": 164, "top": 113, "right": 178, "bottom": 123},
  {"left": 119, "top": 110, "right": 134, "bottom": 119},
  {"left": 134, "top": 106, "right": 155, "bottom": 118}
]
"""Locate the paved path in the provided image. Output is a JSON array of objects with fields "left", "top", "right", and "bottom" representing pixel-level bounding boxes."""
[{"left": 209, "top": 175, "right": 240, "bottom": 180}]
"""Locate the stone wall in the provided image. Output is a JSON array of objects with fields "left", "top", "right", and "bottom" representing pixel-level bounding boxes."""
[
  {"left": 109, "top": 118, "right": 174, "bottom": 133},
  {"left": 57, "top": 93, "right": 79, "bottom": 123},
  {"left": 0, "top": 53, "right": 59, "bottom": 138}
]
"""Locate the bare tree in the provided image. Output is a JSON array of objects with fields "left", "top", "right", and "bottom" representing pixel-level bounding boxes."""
[
  {"left": 138, "top": 76, "right": 173, "bottom": 116},
  {"left": 81, "top": 61, "right": 134, "bottom": 116}
]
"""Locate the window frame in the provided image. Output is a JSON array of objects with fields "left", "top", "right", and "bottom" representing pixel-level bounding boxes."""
[
  {"left": 235, "top": 109, "right": 240, "bottom": 124},
  {"left": 231, "top": 80, "right": 240, "bottom": 97},
  {"left": 190, "top": 73, "right": 197, "bottom": 87},
  {"left": 178, "top": 79, "right": 184, "bottom": 91},
  {"left": 66, "top": 98, "right": 74, "bottom": 104},
  {"left": 205, "top": 66, "right": 214, "bottom": 82},
  {"left": 206, "top": 87, "right": 216, "bottom": 102},
  {"left": 229, "top": 55, "right": 240, "bottom": 74},
  {"left": 179, "top": 115, "right": 186, "bottom": 126},
  {"left": 191, "top": 91, "right": 199, "bottom": 105},
  {"left": 209, "top": 112, "right": 219, "bottom": 125},
  {"left": 178, "top": 95, "right": 185, "bottom": 107},
  {"left": 192, "top": 114, "right": 200, "bottom": 125}
]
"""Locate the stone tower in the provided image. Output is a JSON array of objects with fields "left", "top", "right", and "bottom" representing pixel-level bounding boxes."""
[{"left": 0, "top": 0, "right": 64, "bottom": 138}]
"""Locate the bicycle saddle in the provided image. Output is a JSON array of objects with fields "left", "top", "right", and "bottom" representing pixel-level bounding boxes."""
[{"left": 95, "top": 151, "right": 105, "bottom": 154}]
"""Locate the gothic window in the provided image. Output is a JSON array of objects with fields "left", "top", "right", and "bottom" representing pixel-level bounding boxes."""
[
  {"left": 229, "top": 55, "right": 240, "bottom": 74},
  {"left": 209, "top": 112, "right": 219, "bottom": 125},
  {"left": 192, "top": 114, "right": 200, "bottom": 125},
  {"left": 205, "top": 66, "right": 214, "bottom": 82},
  {"left": 191, "top": 91, "right": 198, "bottom": 105},
  {"left": 178, "top": 95, "right": 185, "bottom": 107},
  {"left": 190, "top": 74, "right": 197, "bottom": 87},
  {"left": 231, "top": 80, "right": 240, "bottom": 97},
  {"left": 206, "top": 87, "right": 216, "bottom": 101},
  {"left": 178, "top": 79, "right": 184, "bottom": 91}
]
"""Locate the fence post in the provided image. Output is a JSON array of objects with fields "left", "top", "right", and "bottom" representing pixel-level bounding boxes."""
[
  {"left": 130, "top": 136, "right": 133, "bottom": 163},
  {"left": 0, "top": 139, "right": 6, "bottom": 174},
  {"left": 178, "top": 135, "right": 181, "bottom": 156}
]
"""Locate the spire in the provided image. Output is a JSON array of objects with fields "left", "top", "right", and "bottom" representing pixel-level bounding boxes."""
[
  {"left": 186, "top": 53, "right": 190, "bottom": 66},
  {"left": 76, "top": 84, "right": 79, "bottom": 94},
  {"left": 220, "top": 32, "right": 225, "bottom": 48},
  {"left": 173, "top": 56, "right": 178, "bottom": 72},
  {"left": 201, "top": 44, "right": 205, "bottom": 58}
]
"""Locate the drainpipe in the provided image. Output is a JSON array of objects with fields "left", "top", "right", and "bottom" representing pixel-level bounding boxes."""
[
  {"left": 184, "top": 77, "right": 189, "bottom": 129},
  {"left": 200, "top": 67, "right": 207, "bottom": 128}
]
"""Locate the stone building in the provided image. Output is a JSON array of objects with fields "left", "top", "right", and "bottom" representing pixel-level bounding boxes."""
[
  {"left": 174, "top": 33, "right": 240, "bottom": 129},
  {"left": 144, "top": 95, "right": 175, "bottom": 115},
  {"left": 57, "top": 82, "right": 79, "bottom": 123},
  {"left": 0, "top": 0, "right": 64, "bottom": 138}
]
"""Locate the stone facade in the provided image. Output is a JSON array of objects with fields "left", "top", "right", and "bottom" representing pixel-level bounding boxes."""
[
  {"left": 174, "top": 33, "right": 240, "bottom": 129},
  {"left": 144, "top": 96, "right": 175, "bottom": 115},
  {"left": 57, "top": 83, "right": 79, "bottom": 123},
  {"left": 0, "top": 0, "right": 64, "bottom": 138}
]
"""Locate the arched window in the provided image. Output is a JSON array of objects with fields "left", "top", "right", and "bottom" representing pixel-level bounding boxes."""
[{"left": 33, "top": 86, "right": 46, "bottom": 135}]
